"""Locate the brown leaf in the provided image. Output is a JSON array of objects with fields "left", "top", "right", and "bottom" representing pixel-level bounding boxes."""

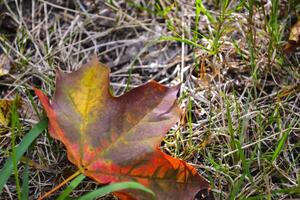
[
  {"left": 0, "top": 54, "right": 11, "bottom": 77},
  {"left": 283, "top": 20, "right": 300, "bottom": 53},
  {"left": 0, "top": 96, "right": 21, "bottom": 127},
  {"left": 35, "top": 56, "right": 210, "bottom": 199}
]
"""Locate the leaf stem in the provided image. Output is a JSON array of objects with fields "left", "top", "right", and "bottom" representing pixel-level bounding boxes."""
[{"left": 38, "top": 170, "right": 81, "bottom": 200}]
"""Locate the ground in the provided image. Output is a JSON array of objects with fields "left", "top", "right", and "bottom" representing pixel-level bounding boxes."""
[{"left": 0, "top": 0, "right": 300, "bottom": 199}]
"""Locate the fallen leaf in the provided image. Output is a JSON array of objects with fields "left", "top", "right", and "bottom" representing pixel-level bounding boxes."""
[
  {"left": 197, "top": 55, "right": 219, "bottom": 88},
  {"left": 0, "top": 54, "right": 11, "bottom": 77},
  {"left": 0, "top": 96, "right": 21, "bottom": 127},
  {"left": 0, "top": 96, "right": 21, "bottom": 136},
  {"left": 283, "top": 19, "right": 300, "bottom": 53},
  {"left": 199, "top": 55, "right": 210, "bottom": 87},
  {"left": 35, "top": 56, "right": 210, "bottom": 199},
  {"left": 0, "top": 99, "right": 13, "bottom": 127}
]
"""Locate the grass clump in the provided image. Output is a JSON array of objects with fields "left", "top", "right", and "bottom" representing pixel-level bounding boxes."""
[{"left": 0, "top": 0, "right": 299, "bottom": 199}]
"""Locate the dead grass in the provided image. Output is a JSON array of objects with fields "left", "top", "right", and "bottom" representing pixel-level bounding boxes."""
[{"left": 0, "top": 0, "right": 300, "bottom": 199}]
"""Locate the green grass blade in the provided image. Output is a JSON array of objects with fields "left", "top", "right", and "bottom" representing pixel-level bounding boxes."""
[
  {"left": 225, "top": 99, "right": 238, "bottom": 163},
  {"left": 21, "top": 162, "right": 29, "bottom": 200},
  {"left": 25, "top": 88, "right": 42, "bottom": 120},
  {"left": 229, "top": 175, "right": 245, "bottom": 199},
  {"left": 77, "top": 182, "right": 155, "bottom": 200},
  {"left": 195, "top": 0, "right": 216, "bottom": 24},
  {"left": 57, "top": 174, "right": 86, "bottom": 200},
  {"left": 11, "top": 97, "right": 22, "bottom": 199},
  {"left": 271, "top": 126, "right": 292, "bottom": 162},
  {"left": 0, "top": 118, "right": 48, "bottom": 194},
  {"left": 194, "top": 0, "right": 201, "bottom": 42},
  {"left": 275, "top": 186, "right": 300, "bottom": 195},
  {"left": 245, "top": 185, "right": 300, "bottom": 199}
]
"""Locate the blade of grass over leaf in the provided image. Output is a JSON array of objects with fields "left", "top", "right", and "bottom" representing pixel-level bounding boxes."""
[
  {"left": 57, "top": 174, "right": 86, "bottom": 200},
  {"left": 77, "top": 182, "right": 155, "bottom": 200},
  {"left": 0, "top": 118, "right": 48, "bottom": 194}
]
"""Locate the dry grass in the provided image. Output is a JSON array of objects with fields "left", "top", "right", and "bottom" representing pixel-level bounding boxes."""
[{"left": 0, "top": 0, "right": 300, "bottom": 199}]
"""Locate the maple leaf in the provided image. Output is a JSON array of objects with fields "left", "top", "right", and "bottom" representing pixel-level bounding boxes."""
[{"left": 35, "top": 56, "right": 209, "bottom": 199}]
